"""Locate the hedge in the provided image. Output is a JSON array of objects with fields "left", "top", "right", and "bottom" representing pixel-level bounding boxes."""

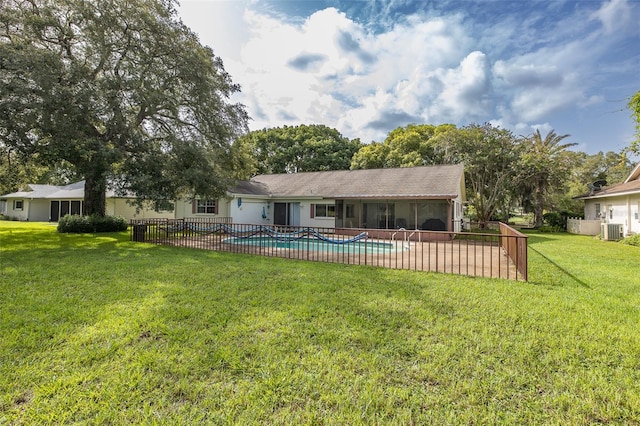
[{"left": 57, "top": 214, "right": 128, "bottom": 233}]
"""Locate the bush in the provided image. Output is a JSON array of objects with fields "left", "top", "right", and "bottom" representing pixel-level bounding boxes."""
[
  {"left": 537, "top": 225, "right": 564, "bottom": 233},
  {"left": 619, "top": 234, "right": 640, "bottom": 247},
  {"left": 543, "top": 210, "right": 583, "bottom": 231},
  {"left": 57, "top": 214, "right": 128, "bottom": 233}
]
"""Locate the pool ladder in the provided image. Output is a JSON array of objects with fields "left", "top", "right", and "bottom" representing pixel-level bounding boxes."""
[{"left": 392, "top": 228, "right": 416, "bottom": 250}]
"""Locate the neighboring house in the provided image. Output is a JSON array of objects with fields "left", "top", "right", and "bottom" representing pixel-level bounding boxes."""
[
  {"left": 575, "top": 162, "right": 640, "bottom": 237},
  {"left": 0, "top": 181, "right": 173, "bottom": 221},
  {"left": 177, "top": 164, "right": 467, "bottom": 232}
]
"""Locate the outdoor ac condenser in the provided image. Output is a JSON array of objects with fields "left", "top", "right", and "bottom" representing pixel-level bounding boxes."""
[{"left": 601, "top": 223, "right": 624, "bottom": 241}]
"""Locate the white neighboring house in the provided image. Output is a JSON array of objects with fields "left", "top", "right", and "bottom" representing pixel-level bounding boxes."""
[
  {"left": 176, "top": 164, "right": 467, "bottom": 232},
  {"left": 0, "top": 181, "right": 173, "bottom": 221},
  {"left": 575, "top": 162, "right": 640, "bottom": 237}
]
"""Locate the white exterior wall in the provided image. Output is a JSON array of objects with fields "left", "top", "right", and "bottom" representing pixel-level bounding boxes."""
[
  {"left": 585, "top": 195, "right": 640, "bottom": 236},
  {"left": 229, "top": 197, "right": 271, "bottom": 225},
  {"left": 3, "top": 198, "right": 29, "bottom": 220},
  {"left": 225, "top": 197, "right": 333, "bottom": 228},
  {"left": 1, "top": 198, "right": 50, "bottom": 221}
]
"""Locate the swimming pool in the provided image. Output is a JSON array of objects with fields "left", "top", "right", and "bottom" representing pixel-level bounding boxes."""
[{"left": 223, "top": 236, "right": 398, "bottom": 254}]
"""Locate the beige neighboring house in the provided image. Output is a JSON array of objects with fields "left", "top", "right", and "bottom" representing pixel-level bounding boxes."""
[
  {"left": 0, "top": 181, "right": 173, "bottom": 221},
  {"left": 574, "top": 162, "right": 640, "bottom": 238},
  {"left": 177, "top": 164, "right": 467, "bottom": 232}
]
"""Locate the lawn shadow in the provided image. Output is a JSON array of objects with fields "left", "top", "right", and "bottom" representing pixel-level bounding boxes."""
[{"left": 528, "top": 245, "right": 591, "bottom": 289}]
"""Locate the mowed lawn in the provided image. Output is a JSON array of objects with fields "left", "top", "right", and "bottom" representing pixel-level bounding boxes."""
[{"left": 1, "top": 222, "right": 639, "bottom": 424}]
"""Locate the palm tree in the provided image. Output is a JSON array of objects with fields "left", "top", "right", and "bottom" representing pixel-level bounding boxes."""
[{"left": 521, "top": 129, "right": 577, "bottom": 228}]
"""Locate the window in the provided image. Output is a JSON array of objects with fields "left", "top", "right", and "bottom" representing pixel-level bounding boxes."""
[
  {"left": 13, "top": 200, "right": 23, "bottom": 210},
  {"left": 196, "top": 199, "right": 217, "bottom": 214},
  {"left": 314, "top": 203, "right": 335, "bottom": 218},
  {"left": 595, "top": 203, "right": 601, "bottom": 218}
]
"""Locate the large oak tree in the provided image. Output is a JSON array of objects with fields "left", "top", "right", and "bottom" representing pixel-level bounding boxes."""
[{"left": 0, "top": 0, "right": 249, "bottom": 216}]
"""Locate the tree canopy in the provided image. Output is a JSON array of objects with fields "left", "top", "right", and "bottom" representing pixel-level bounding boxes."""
[
  {"left": 350, "top": 124, "right": 456, "bottom": 169},
  {"left": 519, "top": 130, "right": 576, "bottom": 227},
  {"left": 0, "top": 0, "right": 249, "bottom": 215},
  {"left": 629, "top": 90, "right": 640, "bottom": 154},
  {"left": 351, "top": 123, "right": 522, "bottom": 224},
  {"left": 238, "top": 125, "right": 362, "bottom": 174}
]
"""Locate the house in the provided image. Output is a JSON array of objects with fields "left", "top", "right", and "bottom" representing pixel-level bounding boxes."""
[
  {"left": 574, "top": 162, "right": 640, "bottom": 237},
  {"left": 177, "top": 164, "right": 467, "bottom": 232},
  {"left": 1, "top": 165, "right": 466, "bottom": 231},
  {"left": 0, "top": 181, "right": 173, "bottom": 221}
]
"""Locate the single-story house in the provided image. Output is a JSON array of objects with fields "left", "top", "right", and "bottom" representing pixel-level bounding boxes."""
[
  {"left": 0, "top": 181, "right": 173, "bottom": 221},
  {"left": 1, "top": 165, "right": 466, "bottom": 231},
  {"left": 176, "top": 164, "right": 466, "bottom": 232},
  {"left": 574, "top": 162, "right": 640, "bottom": 237}
]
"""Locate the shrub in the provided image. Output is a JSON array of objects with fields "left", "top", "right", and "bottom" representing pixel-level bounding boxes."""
[
  {"left": 57, "top": 214, "right": 128, "bottom": 233},
  {"left": 619, "top": 234, "right": 640, "bottom": 247},
  {"left": 537, "top": 225, "right": 563, "bottom": 233},
  {"left": 543, "top": 210, "right": 583, "bottom": 231}
]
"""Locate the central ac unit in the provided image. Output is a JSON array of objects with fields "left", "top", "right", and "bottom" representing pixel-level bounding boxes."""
[{"left": 601, "top": 223, "right": 623, "bottom": 241}]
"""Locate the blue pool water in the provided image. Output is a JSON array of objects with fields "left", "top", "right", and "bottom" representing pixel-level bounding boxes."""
[{"left": 223, "top": 236, "right": 397, "bottom": 254}]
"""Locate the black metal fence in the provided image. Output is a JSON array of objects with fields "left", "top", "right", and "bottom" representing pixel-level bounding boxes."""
[{"left": 129, "top": 219, "right": 528, "bottom": 281}]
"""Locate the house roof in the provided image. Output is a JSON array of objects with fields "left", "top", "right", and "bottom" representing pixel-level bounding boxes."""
[
  {"left": 231, "top": 164, "right": 465, "bottom": 200},
  {"left": 575, "top": 162, "right": 640, "bottom": 199},
  {"left": 0, "top": 181, "right": 119, "bottom": 200},
  {"left": 1, "top": 183, "right": 65, "bottom": 199}
]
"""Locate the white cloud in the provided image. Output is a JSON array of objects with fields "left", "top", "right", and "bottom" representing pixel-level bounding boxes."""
[
  {"left": 177, "top": 1, "right": 639, "bottom": 153},
  {"left": 591, "top": 0, "right": 633, "bottom": 34}
]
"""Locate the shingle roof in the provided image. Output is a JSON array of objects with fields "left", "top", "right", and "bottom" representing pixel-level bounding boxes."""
[
  {"left": 575, "top": 179, "right": 640, "bottom": 199},
  {"left": 1, "top": 184, "right": 64, "bottom": 199},
  {"left": 232, "top": 164, "right": 465, "bottom": 199},
  {"left": 575, "top": 162, "right": 640, "bottom": 199}
]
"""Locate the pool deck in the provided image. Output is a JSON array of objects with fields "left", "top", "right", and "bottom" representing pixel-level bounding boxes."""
[{"left": 159, "top": 234, "right": 521, "bottom": 281}]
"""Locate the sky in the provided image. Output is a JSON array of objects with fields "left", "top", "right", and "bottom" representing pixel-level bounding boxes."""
[{"left": 177, "top": 0, "right": 640, "bottom": 155}]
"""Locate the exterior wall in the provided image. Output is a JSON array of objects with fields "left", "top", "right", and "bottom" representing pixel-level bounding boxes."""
[
  {"left": 106, "top": 198, "right": 174, "bottom": 220},
  {"left": 3, "top": 198, "right": 29, "bottom": 220},
  {"left": 229, "top": 197, "right": 272, "bottom": 225},
  {"left": 175, "top": 198, "right": 231, "bottom": 220},
  {"left": 229, "top": 198, "right": 332, "bottom": 228},
  {"left": 584, "top": 194, "right": 640, "bottom": 236},
  {"left": 1, "top": 198, "right": 50, "bottom": 221}
]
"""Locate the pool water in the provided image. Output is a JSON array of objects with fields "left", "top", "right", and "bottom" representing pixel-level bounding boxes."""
[{"left": 223, "top": 236, "right": 397, "bottom": 254}]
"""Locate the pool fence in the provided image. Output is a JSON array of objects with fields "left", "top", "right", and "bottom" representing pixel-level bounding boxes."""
[{"left": 129, "top": 219, "right": 528, "bottom": 281}]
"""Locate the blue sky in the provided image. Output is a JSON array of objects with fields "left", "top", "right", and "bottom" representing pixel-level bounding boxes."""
[{"left": 178, "top": 0, "right": 640, "bottom": 155}]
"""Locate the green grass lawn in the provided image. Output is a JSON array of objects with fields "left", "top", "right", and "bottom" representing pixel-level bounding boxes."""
[{"left": 1, "top": 222, "right": 639, "bottom": 424}]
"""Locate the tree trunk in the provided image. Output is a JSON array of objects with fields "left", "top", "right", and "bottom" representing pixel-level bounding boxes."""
[
  {"left": 534, "top": 187, "right": 544, "bottom": 228},
  {"left": 83, "top": 173, "right": 107, "bottom": 217}
]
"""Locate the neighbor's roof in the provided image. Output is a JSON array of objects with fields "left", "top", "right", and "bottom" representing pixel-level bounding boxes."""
[
  {"left": 575, "top": 162, "right": 640, "bottom": 199},
  {"left": 0, "top": 183, "right": 65, "bottom": 199},
  {"left": 0, "top": 181, "right": 119, "bottom": 199},
  {"left": 231, "top": 164, "right": 465, "bottom": 199}
]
